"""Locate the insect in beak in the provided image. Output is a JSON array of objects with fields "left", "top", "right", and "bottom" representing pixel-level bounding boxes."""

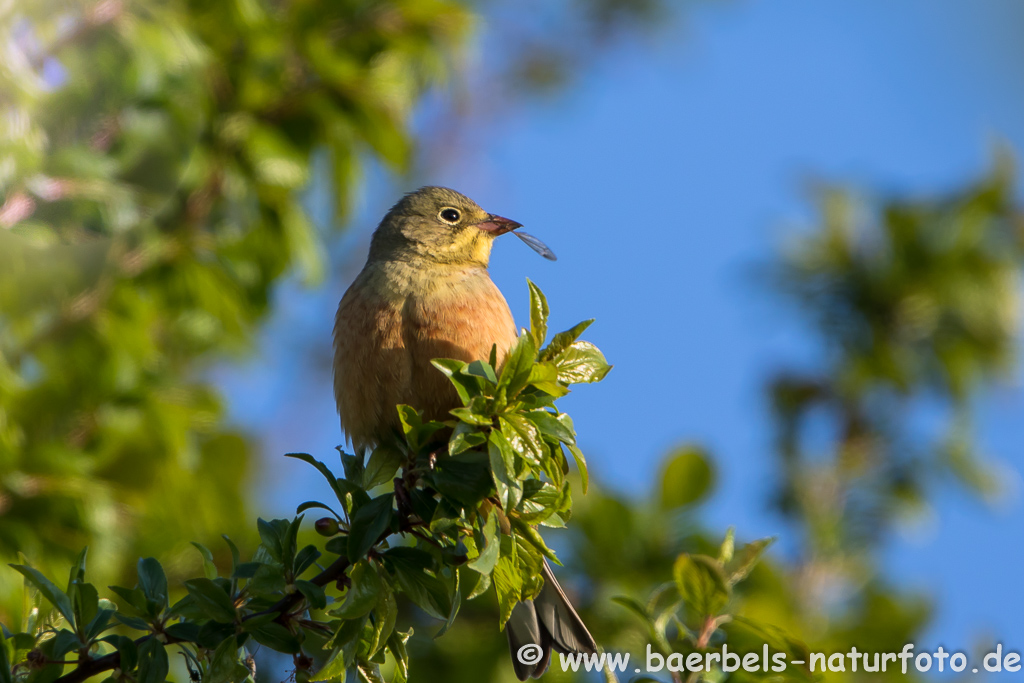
[
  {"left": 476, "top": 214, "right": 557, "bottom": 261},
  {"left": 514, "top": 230, "right": 557, "bottom": 261}
]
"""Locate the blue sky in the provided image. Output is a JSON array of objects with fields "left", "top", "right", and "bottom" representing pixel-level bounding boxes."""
[{"left": 215, "top": 0, "right": 1024, "bottom": 664}]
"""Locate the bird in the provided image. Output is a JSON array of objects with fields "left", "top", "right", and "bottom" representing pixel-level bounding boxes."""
[{"left": 332, "top": 186, "right": 597, "bottom": 679}]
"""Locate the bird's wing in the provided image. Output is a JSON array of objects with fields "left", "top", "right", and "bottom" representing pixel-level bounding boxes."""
[{"left": 332, "top": 276, "right": 409, "bottom": 450}]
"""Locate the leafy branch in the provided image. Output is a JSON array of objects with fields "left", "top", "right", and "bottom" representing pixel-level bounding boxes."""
[{"left": 1, "top": 282, "right": 611, "bottom": 683}]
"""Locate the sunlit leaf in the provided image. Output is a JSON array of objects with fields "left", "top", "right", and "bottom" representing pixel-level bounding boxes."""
[{"left": 348, "top": 495, "right": 395, "bottom": 561}]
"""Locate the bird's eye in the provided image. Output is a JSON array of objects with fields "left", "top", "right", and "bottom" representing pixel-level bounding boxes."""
[{"left": 439, "top": 208, "right": 461, "bottom": 224}]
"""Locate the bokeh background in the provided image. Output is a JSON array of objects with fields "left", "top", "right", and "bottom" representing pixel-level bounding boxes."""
[{"left": 2, "top": 0, "right": 1022, "bottom": 681}]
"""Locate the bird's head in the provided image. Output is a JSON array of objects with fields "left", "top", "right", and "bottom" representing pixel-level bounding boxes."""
[{"left": 368, "top": 186, "right": 521, "bottom": 267}]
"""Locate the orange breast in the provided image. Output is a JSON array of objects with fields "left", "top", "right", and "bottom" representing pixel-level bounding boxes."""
[{"left": 333, "top": 265, "right": 517, "bottom": 450}]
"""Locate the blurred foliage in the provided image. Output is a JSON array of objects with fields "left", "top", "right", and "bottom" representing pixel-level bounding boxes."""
[
  {"left": 771, "top": 161, "right": 1023, "bottom": 614},
  {"left": 0, "top": 285, "right": 615, "bottom": 683},
  {"left": 0, "top": 0, "right": 473, "bottom": 617},
  {"left": 476, "top": 0, "right": 669, "bottom": 96}
]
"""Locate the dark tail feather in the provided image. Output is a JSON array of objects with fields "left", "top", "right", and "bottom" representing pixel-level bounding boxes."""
[{"left": 506, "top": 560, "right": 597, "bottom": 680}]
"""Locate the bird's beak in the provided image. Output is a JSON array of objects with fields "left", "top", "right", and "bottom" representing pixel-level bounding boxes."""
[{"left": 475, "top": 214, "right": 522, "bottom": 236}]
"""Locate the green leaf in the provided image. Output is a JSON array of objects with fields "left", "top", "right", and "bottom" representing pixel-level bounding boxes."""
[
  {"left": 296, "top": 501, "right": 340, "bottom": 518},
  {"left": 49, "top": 630, "right": 82, "bottom": 659},
  {"left": 386, "top": 629, "right": 412, "bottom": 683},
  {"left": 0, "top": 631, "right": 12, "bottom": 683},
  {"left": 659, "top": 446, "right": 715, "bottom": 509},
  {"left": 348, "top": 494, "right": 394, "bottom": 561},
  {"left": 673, "top": 554, "right": 729, "bottom": 621},
  {"left": 71, "top": 582, "right": 99, "bottom": 637},
  {"left": 540, "top": 319, "right": 593, "bottom": 361},
  {"left": 356, "top": 662, "right": 386, "bottom": 683},
  {"left": 510, "top": 518, "right": 560, "bottom": 565},
  {"left": 725, "top": 537, "right": 775, "bottom": 585},
  {"left": 313, "top": 646, "right": 348, "bottom": 683},
  {"left": 82, "top": 610, "right": 112, "bottom": 647},
  {"left": 492, "top": 539, "right": 523, "bottom": 629},
  {"left": 249, "top": 565, "right": 287, "bottom": 597},
  {"left": 499, "top": 415, "right": 544, "bottom": 467},
  {"left": 285, "top": 453, "right": 368, "bottom": 511},
  {"left": 331, "top": 560, "right": 381, "bottom": 619},
  {"left": 66, "top": 548, "right": 88, "bottom": 594},
  {"left": 257, "top": 518, "right": 289, "bottom": 564},
  {"left": 222, "top": 536, "right": 241, "bottom": 574},
  {"left": 409, "top": 487, "right": 439, "bottom": 523},
  {"left": 487, "top": 430, "right": 523, "bottom": 509},
  {"left": 11, "top": 565, "right": 75, "bottom": 625},
  {"left": 107, "top": 635, "right": 138, "bottom": 672},
  {"left": 434, "top": 561, "right": 461, "bottom": 638},
  {"left": 525, "top": 362, "right": 570, "bottom": 398},
  {"left": 137, "top": 638, "right": 169, "bottom": 683},
  {"left": 319, "top": 612, "right": 369, "bottom": 681},
  {"left": 466, "top": 569, "right": 492, "bottom": 601},
  {"left": 364, "top": 444, "right": 404, "bottom": 490},
  {"left": 448, "top": 422, "right": 486, "bottom": 456},
  {"left": 513, "top": 533, "right": 544, "bottom": 598},
  {"left": 497, "top": 334, "right": 537, "bottom": 399},
  {"left": 205, "top": 637, "right": 248, "bottom": 683},
  {"left": 136, "top": 558, "right": 168, "bottom": 609},
  {"left": 295, "top": 580, "right": 327, "bottom": 610},
  {"left": 430, "top": 451, "right": 494, "bottom": 507},
  {"left": 466, "top": 512, "right": 500, "bottom": 575},
  {"left": 431, "top": 359, "right": 472, "bottom": 404},
  {"left": 191, "top": 543, "right": 218, "bottom": 580},
  {"left": 450, "top": 406, "right": 493, "bottom": 426},
  {"left": 554, "top": 340, "right": 611, "bottom": 384},
  {"left": 516, "top": 481, "right": 569, "bottom": 527},
  {"left": 294, "top": 545, "right": 322, "bottom": 577},
  {"left": 566, "top": 443, "right": 589, "bottom": 494},
  {"left": 367, "top": 579, "right": 397, "bottom": 657},
  {"left": 261, "top": 518, "right": 296, "bottom": 571},
  {"left": 463, "top": 360, "right": 497, "bottom": 385},
  {"left": 85, "top": 604, "right": 115, "bottom": 642},
  {"left": 112, "top": 613, "right": 149, "bottom": 631},
  {"left": 341, "top": 449, "right": 366, "bottom": 488},
  {"left": 183, "top": 579, "right": 237, "bottom": 623},
  {"left": 324, "top": 537, "right": 348, "bottom": 556},
  {"left": 163, "top": 622, "right": 200, "bottom": 642},
  {"left": 526, "top": 279, "right": 549, "bottom": 349},
  {"left": 196, "top": 621, "right": 237, "bottom": 650},
  {"left": 231, "top": 563, "right": 262, "bottom": 579},
  {"left": 524, "top": 411, "right": 575, "bottom": 444},
  {"left": 488, "top": 430, "right": 516, "bottom": 474},
  {"left": 397, "top": 405, "right": 445, "bottom": 453},
  {"left": 251, "top": 622, "right": 301, "bottom": 654},
  {"left": 382, "top": 548, "right": 452, "bottom": 621}
]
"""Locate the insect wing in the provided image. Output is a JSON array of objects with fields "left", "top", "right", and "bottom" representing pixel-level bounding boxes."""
[{"left": 515, "top": 230, "right": 557, "bottom": 261}]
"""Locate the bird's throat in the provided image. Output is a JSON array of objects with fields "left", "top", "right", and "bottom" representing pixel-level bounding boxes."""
[{"left": 364, "top": 258, "right": 495, "bottom": 307}]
